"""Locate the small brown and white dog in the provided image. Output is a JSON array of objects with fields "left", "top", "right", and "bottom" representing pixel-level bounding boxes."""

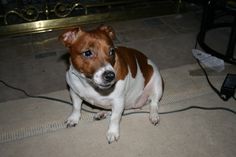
[{"left": 59, "top": 25, "right": 163, "bottom": 143}]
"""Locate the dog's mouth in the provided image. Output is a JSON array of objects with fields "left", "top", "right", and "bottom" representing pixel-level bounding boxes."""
[
  {"left": 97, "top": 82, "right": 115, "bottom": 89},
  {"left": 90, "top": 77, "right": 116, "bottom": 90},
  {"left": 86, "top": 79, "right": 115, "bottom": 95}
]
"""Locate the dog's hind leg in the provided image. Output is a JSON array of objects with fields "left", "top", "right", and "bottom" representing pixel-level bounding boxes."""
[
  {"left": 148, "top": 74, "right": 163, "bottom": 126},
  {"left": 149, "top": 98, "right": 160, "bottom": 125}
]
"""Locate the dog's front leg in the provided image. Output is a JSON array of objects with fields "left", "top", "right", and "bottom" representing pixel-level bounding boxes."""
[
  {"left": 65, "top": 89, "right": 82, "bottom": 127},
  {"left": 106, "top": 99, "right": 124, "bottom": 144}
]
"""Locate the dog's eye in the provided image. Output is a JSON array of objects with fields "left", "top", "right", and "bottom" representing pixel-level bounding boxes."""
[
  {"left": 109, "top": 48, "right": 115, "bottom": 56},
  {"left": 82, "top": 50, "right": 93, "bottom": 58}
]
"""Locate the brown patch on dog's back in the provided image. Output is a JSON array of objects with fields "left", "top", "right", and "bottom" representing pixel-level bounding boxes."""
[{"left": 114, "top": 47, "right": 153, "bottom": 86}]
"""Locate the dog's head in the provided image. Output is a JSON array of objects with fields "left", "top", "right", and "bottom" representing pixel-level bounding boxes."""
[{"left": 59, "top": 25, "right": 117, "bottom": 89}]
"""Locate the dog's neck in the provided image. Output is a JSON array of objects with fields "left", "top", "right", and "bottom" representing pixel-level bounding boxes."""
[{"left": 70, "top": 65, "right": 88, "bottom": 83}]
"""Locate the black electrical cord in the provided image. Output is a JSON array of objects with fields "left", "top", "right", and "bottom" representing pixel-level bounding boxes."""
[
  {"left": 196, "top": 59, "right": 236, "bottom": 101},
  {"left": 123, "top": 105, "right": 236, "bottom": 116},
  {"left": 0, "top": 79, "right": 236, "bottom": 116},
  {"left": 0, "top": 80, "right": 96, "bottom": 114},
  {"left": 195, "top": 59, "right": 225, "bottom": 100},
  {"left": 194, "top": 42, "right": 236, "bottom": 101}
]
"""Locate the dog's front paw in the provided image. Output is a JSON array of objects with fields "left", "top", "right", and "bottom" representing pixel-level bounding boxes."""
[
  {"left": 106, "top": 129, "right": 119, "bottom": 144},
  {"left": 65, "top": 112, "right": 80, "bottom": 127},
  {"left": 149, "top": 113, "right": 160, "bottom": 126}
]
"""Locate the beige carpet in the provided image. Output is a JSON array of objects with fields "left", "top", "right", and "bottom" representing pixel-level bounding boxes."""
[{"left": 0, "top": 63, "right": 236, "bottom": 157}]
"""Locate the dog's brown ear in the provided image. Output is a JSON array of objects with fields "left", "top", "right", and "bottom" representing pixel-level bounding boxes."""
[
  {"left": 59, "top": 27, "right": 83, "bottom": 47},
  {"left": 99, "top": 25, "right": 116, "bottom": 40}
]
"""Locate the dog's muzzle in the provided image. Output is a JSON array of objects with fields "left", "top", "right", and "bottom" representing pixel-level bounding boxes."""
[
  {"left": 96, "top": 70, "right": 116, "bottom": 89},
  {"left": 92, "top": 65, "right": 116, "bottom": 89}
]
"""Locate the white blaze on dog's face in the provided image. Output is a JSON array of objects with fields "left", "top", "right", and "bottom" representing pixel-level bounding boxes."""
[{"left": 59, "top": 26, "right": 117, "bottom": 89}]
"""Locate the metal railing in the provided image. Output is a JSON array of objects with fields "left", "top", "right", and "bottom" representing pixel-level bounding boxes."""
[{"left": 0, "top": 0, "right": 180, "bottom": 36}]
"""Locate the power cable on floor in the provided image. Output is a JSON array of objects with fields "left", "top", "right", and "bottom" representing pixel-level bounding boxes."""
[
  {"left": 194, "top": 42, "right": 236, "bottom": 101},
  {"left": 0, "top": 79, "right": 236, "bottom": 116},
  {"left": 0, "top": 80, "right": 96, "bottom": 114}
]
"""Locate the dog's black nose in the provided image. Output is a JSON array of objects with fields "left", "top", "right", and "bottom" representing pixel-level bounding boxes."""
[{"left": 102, "top": 71, "right": 115, "bottom": 82}]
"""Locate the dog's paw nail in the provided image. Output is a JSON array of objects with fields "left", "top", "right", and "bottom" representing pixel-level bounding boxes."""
[
  {"left": 93, "top": 111, "right": 111, "bottom": 121},
  {"left": 66, "top": 123, "right": 78, "bottom": 128},
  {"left": 93, "top": 116, "right": 101, "bottom": 121},
  {"left": 149, "top": 113, "right": 160, "bottom": 126},
  {"left": 71, "top": 124, "right": 76, "bottom": 127},
  {"left": 65, "top": 119, "right": 79, "bottom": 128},
  {"left": 106, "top": 130, "right": 119, "bottom": 144},
  {"left": 65, "top": 113, "right": 80, "bottom": 128}
]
